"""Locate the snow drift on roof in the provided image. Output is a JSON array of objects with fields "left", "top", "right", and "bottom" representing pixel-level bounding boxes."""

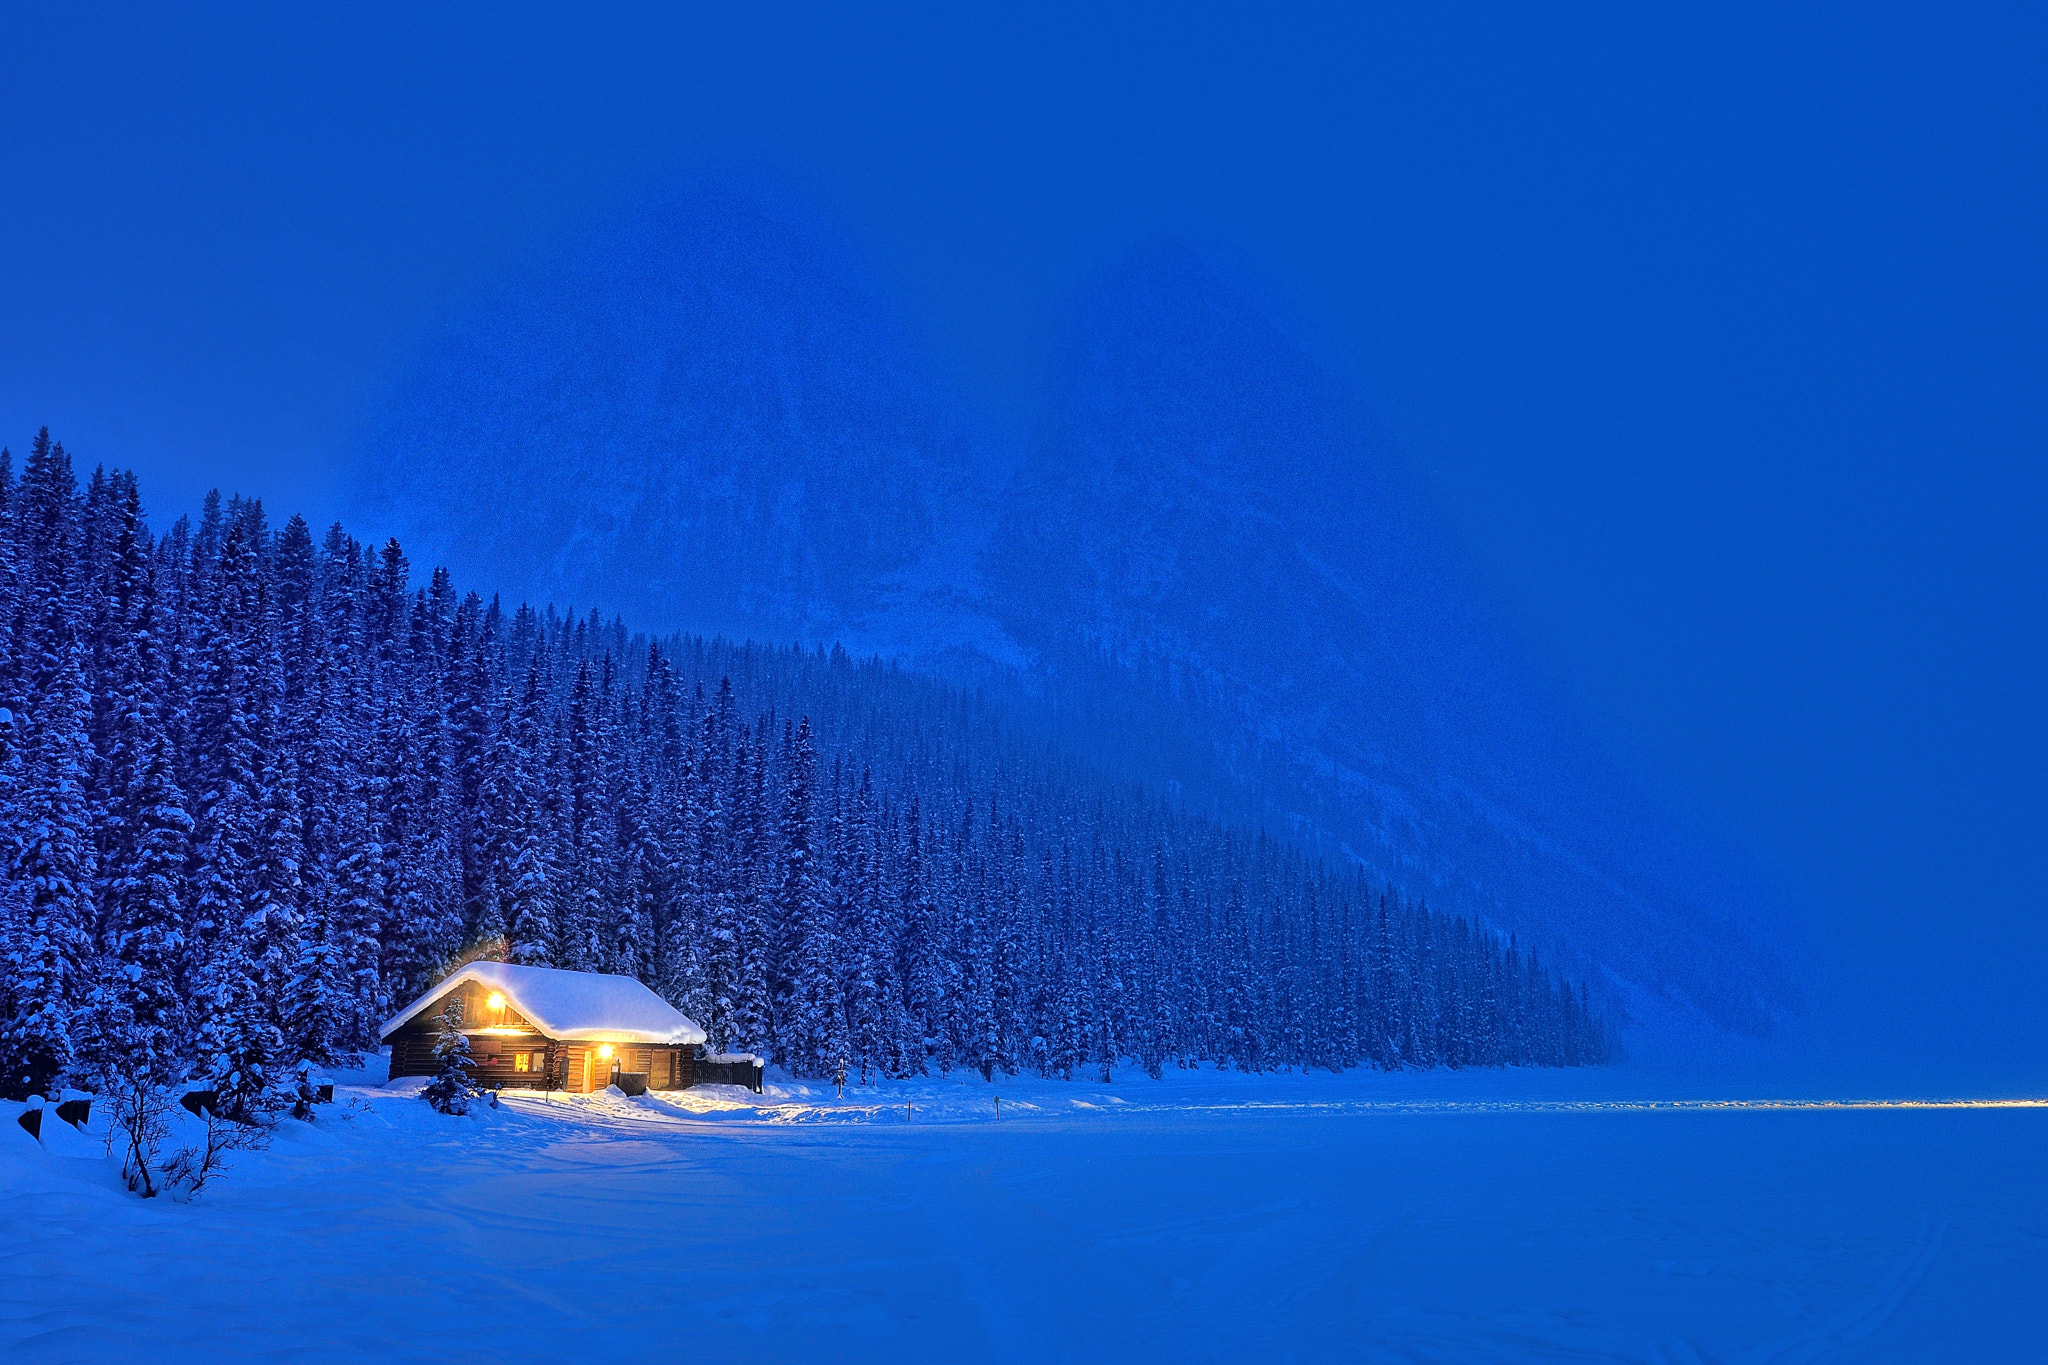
[{"left": 379, "top": 962, "right": 707, "bottom": 1045}]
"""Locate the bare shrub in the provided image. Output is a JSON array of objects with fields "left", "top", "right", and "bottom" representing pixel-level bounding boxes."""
[
  {"left": 98, "top": 1075, "right": 175, "bottom": 1198},
  {"left": 161, "top": 1101, "right": 268, "bottom": 1201}
]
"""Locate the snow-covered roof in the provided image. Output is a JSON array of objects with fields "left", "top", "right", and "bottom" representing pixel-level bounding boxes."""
[{"left": 379, "top": 962, "right": 707, "bottom": 1045}]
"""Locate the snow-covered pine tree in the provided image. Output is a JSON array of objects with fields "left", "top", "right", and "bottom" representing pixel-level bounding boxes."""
[
  {"left": 503, "top": 663, "right": 556, "bottom": 966},
  {"left": 243, "top": 737, "right": 304, "bottom": 1007},
  {"left": 194, "top": 930, "right": 282, "bottom": 1126},
  {"left": 91, "top": 627, "right": 193, "bottom": 1087},
  {"left": 895, "top": 792, "right": 945, "bottom": 1077},
  {"left": 74, "top": 540, "right": 192, "bottom": 1191},
  {"left": 281, "top": 889, "right": 348, "bottom": 1068},
  {"left": 370, "top": 671, "right": 453, "bottom": 1001},
  {"left": 2, "top": 632, "right": 97, "bottom": 1097},
  {"left": 561, "top": 659, "right": 612, "bottom": 973},
  {"left": 776, "top": 719, "right": 842, "bottom": 1075},
  {"left": 325, "top": 789, "right": 386, "bottom": 1050},
  {"left": 843, "top": 768, "right": 895, "bottom": 1083},
  {"left": 421, "top": 1001, "right": 476, "bottom": 1115}
]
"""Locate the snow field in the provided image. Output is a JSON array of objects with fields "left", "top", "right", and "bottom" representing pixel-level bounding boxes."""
[{"left": 2, "top": 1063, "right": 2044, "bottom": 1363}]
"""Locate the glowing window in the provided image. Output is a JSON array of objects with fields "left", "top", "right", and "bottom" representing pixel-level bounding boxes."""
[{"left": 514, "top": 1053, "right": 530, "bottom": 1072}]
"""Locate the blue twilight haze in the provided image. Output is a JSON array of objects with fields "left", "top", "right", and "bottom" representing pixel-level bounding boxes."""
[
  {"left": 5, "top": 8, "right": 2048, "bottom": 1362},
  {"left": 1, "top": 7, "right": 2041, "bottom": 1084}
]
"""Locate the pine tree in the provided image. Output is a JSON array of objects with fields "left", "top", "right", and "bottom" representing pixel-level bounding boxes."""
[
  {"left": 843, "top": 769, "right": 894, "bottom": 1083},
  {"left": 89, "top": 689, "right": 192, "bottom": 1086},
  {"left": 194, "top": 933, "right": 282, "bottom": 1125},
  {"left": 282, "top": 890, "right": 348, "bottom": 1068},
  {"left": 501, "top": 664, "right": 556, "bottom": 965},
  {"left": 775, "top": 718, "right": 842, "bottom": 1074},
  {"left": 421, "top": 1002, "right": 476, "bottom": 1115},
  {"left": 561, "top": 659, "right": 611, "bottom": 972},
  {"left": 324, "top": 789, "right": 386, "bottom": 1049},
  {"left": 726, "top": 720, "right": 775, "bottom": 1054},
  {"left": 2, "top": 634, "right": 97, "bottom": 1097}
]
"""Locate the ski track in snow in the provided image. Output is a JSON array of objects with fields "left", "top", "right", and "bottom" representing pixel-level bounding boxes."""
[{"left": 1, "top": 1065, "right": 2042, "bottom": 1364}]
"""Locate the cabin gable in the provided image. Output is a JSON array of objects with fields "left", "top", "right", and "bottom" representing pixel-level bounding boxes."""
[{"left": 392, "top": 975, "right": 544, "bottom": 1034}]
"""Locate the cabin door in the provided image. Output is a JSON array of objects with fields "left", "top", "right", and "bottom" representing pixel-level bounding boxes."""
[{"left": 579, "top": 1048, "right": 619, "bottom": 1093}]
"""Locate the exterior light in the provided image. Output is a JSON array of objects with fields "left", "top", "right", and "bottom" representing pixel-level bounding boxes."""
[
  {"left": 597, "top": 1044, "right": 614, "bottom": 1060},
  {"left": 488, "top": 993, "right": 505, "bottom": 1011}
]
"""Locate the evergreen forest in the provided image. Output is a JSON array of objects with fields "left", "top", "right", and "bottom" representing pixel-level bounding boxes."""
[{"left": 0, "top": 430, "right": 1614, "bottom": 1105}]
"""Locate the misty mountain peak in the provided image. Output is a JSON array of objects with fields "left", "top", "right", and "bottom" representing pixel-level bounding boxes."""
[{"left": 356, "top": 196, "right": 983, "bottom": 643}]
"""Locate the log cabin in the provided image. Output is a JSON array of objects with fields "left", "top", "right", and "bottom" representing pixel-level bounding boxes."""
[{"left": 381, "top": 962, "right": 708, "bottom": 1094}]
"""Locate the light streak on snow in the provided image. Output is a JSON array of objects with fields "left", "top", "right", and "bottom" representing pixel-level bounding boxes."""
[
  {"left": 497, "top": 1085, "right": 2048, "bottom": 1130},
  {"left": 1138, "top": 1098, "right": 2048, "bottom": 1115}
]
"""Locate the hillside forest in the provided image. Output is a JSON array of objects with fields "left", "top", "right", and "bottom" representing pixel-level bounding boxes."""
[{"left": 0, "top": 431, "right": 1614, "bottom": 1112}]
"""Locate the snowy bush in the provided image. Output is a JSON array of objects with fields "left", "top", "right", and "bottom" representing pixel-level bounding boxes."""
[{"left": 288, "top": 1063, "right": 322, "bottom": 1121}]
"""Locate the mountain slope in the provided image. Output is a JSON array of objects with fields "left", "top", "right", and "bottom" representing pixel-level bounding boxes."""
[
  {"left": 989, "top": 240, "right": 1793, "bottom": 1033},
  {"left": 353, "top": 202, "right": 1798, "bottom": 1039}
]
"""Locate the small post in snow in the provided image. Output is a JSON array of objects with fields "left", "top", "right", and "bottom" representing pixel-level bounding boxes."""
[
  {"left": 994, "top": 1094, "right": 1000, "bottom": 1121},
  {"left": 835, "top": 1057, "right": 847, "bottom": 1100}
]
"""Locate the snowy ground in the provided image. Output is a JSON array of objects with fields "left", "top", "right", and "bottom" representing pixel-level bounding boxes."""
[{"left": 2, "top": 1062, "right": 2043, "bottom": 1363}]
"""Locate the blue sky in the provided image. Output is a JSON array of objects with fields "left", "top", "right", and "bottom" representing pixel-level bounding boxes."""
[{"left": 3, "top": 4, "right": 2041, "bottom": 1083}]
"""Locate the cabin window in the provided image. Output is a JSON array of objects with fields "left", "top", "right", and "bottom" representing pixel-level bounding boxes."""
[{"left": 514, "top": 1053, "right": 530, "bottom": 1072}]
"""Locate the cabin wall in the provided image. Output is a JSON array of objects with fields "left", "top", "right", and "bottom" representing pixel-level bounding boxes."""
[
  {"left": 391, "top": 1033, "right": 697, "bottom": 1091},
  {"left": 387, "top": 1024, "right": 440, "bottom": 1082},
  {"left": 468, "top": 1036, "right": 560, "bottom": 1089},
  {"left": 557, "top": 1044, "right": 693, "bottom": 1093},
  {"left": 388, "top": 1024, "right": 559, "bottom": 1087}
]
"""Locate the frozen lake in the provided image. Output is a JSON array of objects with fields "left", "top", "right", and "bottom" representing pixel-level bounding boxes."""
[{"left": 3, "top": 1067, "right": 2043, "bottom": 1363}]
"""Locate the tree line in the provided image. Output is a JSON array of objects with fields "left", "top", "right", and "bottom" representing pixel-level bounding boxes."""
[{"left": 0, "top": 428, "right": 1614, "bottom": 1113}]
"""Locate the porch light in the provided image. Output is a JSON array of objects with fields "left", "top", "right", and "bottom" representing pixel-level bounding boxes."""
[
  {"left": 488, "top": 993, "right": 505, "bottom": 1011},
  {"left": 597, "top": 1044, "right": 614, "bottom": 1060}
]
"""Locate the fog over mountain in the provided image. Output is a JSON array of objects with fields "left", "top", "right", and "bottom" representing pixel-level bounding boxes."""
[{"left": 355, "top": 200, "right": 1799, "bottom": 1042}]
